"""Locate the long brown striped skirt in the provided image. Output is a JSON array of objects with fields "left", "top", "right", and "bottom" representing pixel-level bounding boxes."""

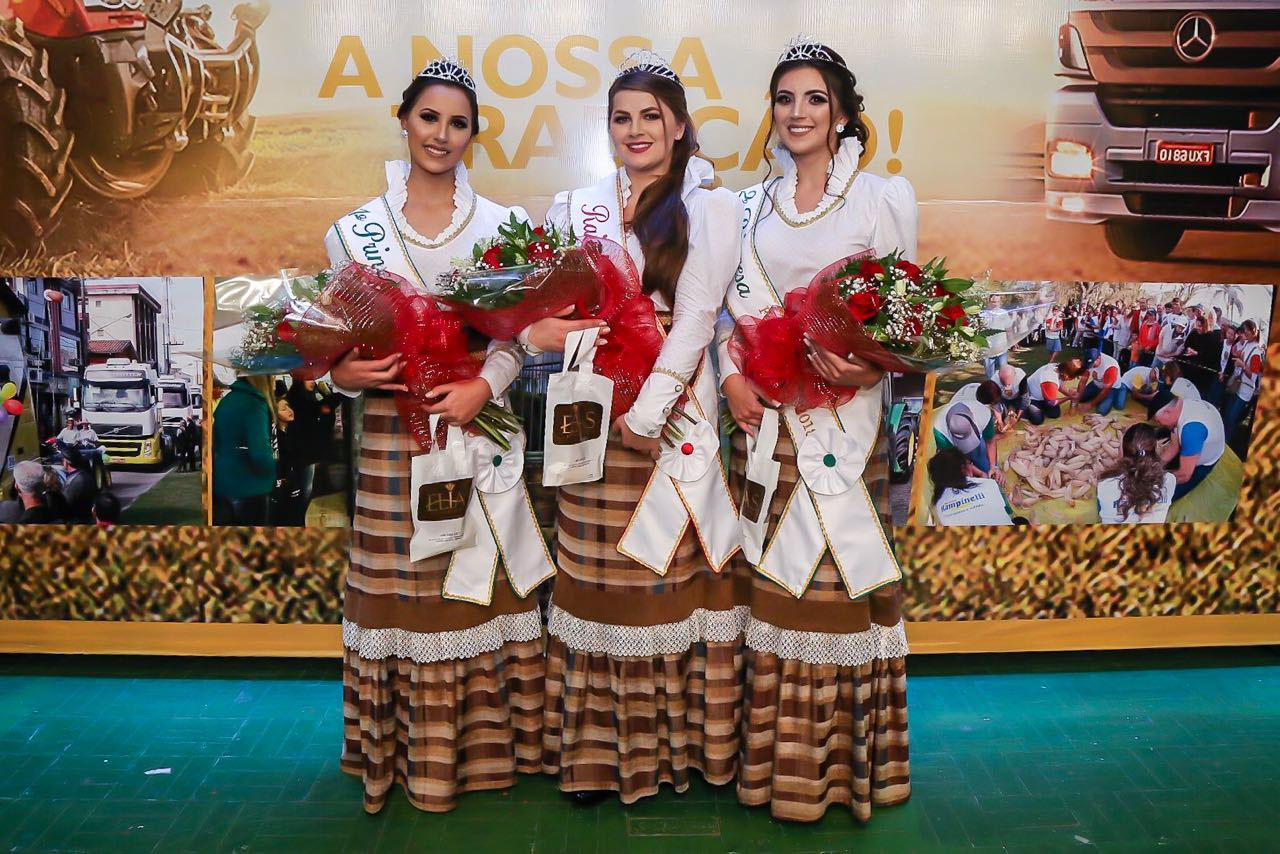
[
  {"left": 341, "top": 395, "right": 545, "bottom": 814},
  {"left": 543, "top": 436, "right": 750, "bottom": 802},
  {"left": 729, "top": 428, "right": 911, "bottom": 823}
]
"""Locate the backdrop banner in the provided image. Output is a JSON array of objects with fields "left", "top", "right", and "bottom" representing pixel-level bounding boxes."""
[{"left": 0, "top": 1, "right": 1277, "bottom": 641}]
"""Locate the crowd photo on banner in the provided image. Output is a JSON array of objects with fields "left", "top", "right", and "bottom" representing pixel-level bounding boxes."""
[
  {"left": 210, "top": 276, "right": 352, "bottom": 527},
  {"left": 0, "top": 277, "right": 206, "bottom": 527},
  {"left": 919, "top": 282, "right": 1273, "bottom": 527}
]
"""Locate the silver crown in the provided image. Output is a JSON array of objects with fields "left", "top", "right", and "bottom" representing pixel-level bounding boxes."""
[
  {"left": 778, "top": 35, "right": 846, "bottom": 68},
  {"left": 417, "top": 55, "right": 476, "bottom": 92},
  {"left": 616, "top": 48, "right": 680, "bottom": 83}
]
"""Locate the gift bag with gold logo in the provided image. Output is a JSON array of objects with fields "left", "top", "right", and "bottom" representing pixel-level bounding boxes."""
[
  {"left": 542, "top": 326, "right": 613, "bottom": 487},
  {"left": 409, "top": 414, "right": 476, "bottom": 561}
]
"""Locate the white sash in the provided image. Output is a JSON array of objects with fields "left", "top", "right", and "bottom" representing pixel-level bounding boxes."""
[
  {"left": 444, "top": 431, "right": 556, "bottom": 604},
  {"left": 566, "top": 173, "right": 739, "bottom": 575},
  {"left": 726, "top": 182, "right": 901, "bottom": 599},
  {"left": 333, "top": 184, "right": 552, "bottom": 603}
]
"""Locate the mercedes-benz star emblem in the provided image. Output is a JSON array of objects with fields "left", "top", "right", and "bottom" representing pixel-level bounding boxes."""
[{"left": 1173, "top": 12, "right": 1216, "bottom": 64}]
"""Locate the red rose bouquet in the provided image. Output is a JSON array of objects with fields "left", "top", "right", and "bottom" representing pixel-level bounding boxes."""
[
  {"left": 434, "top": 213, "right": 600, "bottom": 341},
  {"left": 437, "top": 219, "right": 662, "bottom": 419},
  {"left": 234, "top": 262, "right": 522, "bottom": 451},
  {"left": 729, "top": 250, "right": 986, "bottom": 412}
]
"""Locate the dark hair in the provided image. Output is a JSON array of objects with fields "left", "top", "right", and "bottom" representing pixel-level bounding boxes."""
[
  {"left": 928, "top": 447, "right": 973, "bottom": 494},
  {"left": 63, "top": 445, "right": 88, "bottom": 471},
  {"left": 1160, "top": 360, "right": 1181, "bottom": 383},
  {"left": 760, "top": 45, "right": 869, "bottom": 217},
  {"left": 397, "top": 76, "right": 479, "bottom": 136},
  {"left": 1102, "top": 423, "right": 1168, "bottom": 520},
  {"left": 1059, "top": 357, "right": 1086, "bottom": 380},
  {"left": 975, "top": 380, "right": 1003, "bottom": 406},
  {"left": 93, "top": 491, "right": 121, "bottom": 524},
  {"left": 1241, "top": 319, "right": 1259, "bottom": 338},
  {"left": 608, "top": 70, "right": 699, "bottom": 307}
]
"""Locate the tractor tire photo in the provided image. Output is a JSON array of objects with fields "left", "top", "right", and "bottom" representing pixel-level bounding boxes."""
[
  {"left": 158, "top": 115, "right": 258, "bottom": 195},
  {"left": 0, "top": 18, "right": 74, "bottom": 250}
]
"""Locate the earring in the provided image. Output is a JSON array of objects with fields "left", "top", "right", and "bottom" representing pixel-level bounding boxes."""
[
  {"left": 835, "top": 122, "right": 846, "bottom": 133},
  {"left": 401, "top": 129, "right": 408, "bottom": 138}
]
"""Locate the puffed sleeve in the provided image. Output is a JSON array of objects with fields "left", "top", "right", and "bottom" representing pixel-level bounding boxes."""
[
  {"left": 625, "top": 188, "right": 744, "bottom": 438},
  {"left": 870, "top": 175, "right": 919, "bottom": 262},
  {"left": 714, "top": 309, "right": 739, "bottom": 385},
  {"left": 323, "top": 225, "right": 350, "bottom": 267},
  {"left": 515, "top": 191, "right": 574, "bottom": 355}
]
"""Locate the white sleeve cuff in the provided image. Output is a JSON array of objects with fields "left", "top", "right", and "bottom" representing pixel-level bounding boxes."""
[
  {"left": 516, "top": 326, "right": 544, "bottom": 357},
  {"left": 624, "top": 371, "right": 687, "bottom": 438},
  {"left": 320, "top": 372, "right": 361, "bottom": 398}
]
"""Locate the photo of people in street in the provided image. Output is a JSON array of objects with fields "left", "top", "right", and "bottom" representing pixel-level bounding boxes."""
[
  {"left": 210, "top": 276, "right": 351, "bottom": 527},
  {"left": 914, "top": 282, "right": 1274, "bottom": 526},
  {"left": 0, "top": 277, "right": 206, "bottom": 526}
]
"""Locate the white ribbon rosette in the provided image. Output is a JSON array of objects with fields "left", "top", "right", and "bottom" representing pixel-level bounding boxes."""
[
  {"left": 470, "top": 432, "right": 526, "bottom": 494},
  {"left": 796, "top": 427, "right": 866, "bottom": 496},
  {"left": 656, "top": 419, "right": 718, "bottom": 483}
]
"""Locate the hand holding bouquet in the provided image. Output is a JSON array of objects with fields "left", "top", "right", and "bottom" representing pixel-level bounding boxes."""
[
  {"left": 435, "top": 213, "right": 599, "bottom": 340},
  {"left": 438, "top": 219, "right": 663, "bottom": 419},
  {"left": 233, "top": 262, "right": 521, "bottom": 451},
  {"left": 729, "top": 250, "right": 986, "bottom": 413}
]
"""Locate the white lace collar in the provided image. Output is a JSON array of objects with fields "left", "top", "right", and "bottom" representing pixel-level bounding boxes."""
[
  {"left": 617, "top": 156, "right": 715, "bottom": 209},
  {"left": 382, "top": 159, "right": 476, "bottom": 247},
  {"left": 769, "top": 136, "right": 863, "bottom": 225}
]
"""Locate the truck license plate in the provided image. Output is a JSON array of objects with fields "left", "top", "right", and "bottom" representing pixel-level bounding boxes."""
[{"left": 1154, "top": 142, "right": 1214, "bottom": 166}]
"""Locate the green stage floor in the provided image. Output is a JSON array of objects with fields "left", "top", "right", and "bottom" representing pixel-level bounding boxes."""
[{"left": 2, "top": 648, "right": 1278, "bottom": 852}]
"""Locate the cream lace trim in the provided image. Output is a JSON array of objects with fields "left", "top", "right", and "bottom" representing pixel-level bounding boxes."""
[
  {"left": 383, "top": 159, "right": 475, "bottom": 247},
  {"left": 745, "top": 616, "right": 908, "bottom": 667},
  {"left": 547, "top": 604, "right": 749, "bottom": 657},
  {"left": 342, "top": 609, "right": 542, "bottom": 664},
  {"left": 771, "top": 136, "right": 863, "bottom": 225}
]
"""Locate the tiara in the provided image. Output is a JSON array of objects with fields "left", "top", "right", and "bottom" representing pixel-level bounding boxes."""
[
  {"left": 778, "top": 35, "right": 847, "bottom": 68},
  {"left": 616, "top": 48, "right": 680, "bottom": 84},
  {"left": 417, "top": 56, "right": 476, "bottom": 92}
]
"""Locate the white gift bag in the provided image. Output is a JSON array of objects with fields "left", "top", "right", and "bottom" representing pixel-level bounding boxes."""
[
  {"left": 409, "top": 414, "right": 476, "bottom": 561},
  {"left": 542, "top": 326, "right": 614, "bottom": 487},
  {"left": 739, "top": 408, "right": 781, "bottom": 565}
]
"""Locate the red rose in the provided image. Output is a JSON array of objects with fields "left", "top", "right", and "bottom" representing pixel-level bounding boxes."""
[
  {"left": 528, "top": 241, "right": 554, "bottom": 262},
  {"left": 480, "top": 245, "right": 504, "bottom": 269},
  {"left": 846, "top": 290, "right": 884, "bottom": 322},
  {"left": 895, "top": 260, "right": 923, "bottom": 282},
  {"left": 859, "top": 260, "right": 885, "bottom": 280},
  {"left": 533, "top": 226, "right": 546, "bottom": 237},
  {"left": 275, "top": 320, "right": 296, "bottom": 341},
  {"left": 934, "top": 283, "right": 950, "bottom": 297},
  {"left": 937, "top": 304, "right": 968, "bottom": 328}
]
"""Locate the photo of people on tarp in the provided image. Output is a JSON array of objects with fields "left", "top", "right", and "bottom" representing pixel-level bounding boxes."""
[
  {"left": 210, "top": 275, "right": 352, "bottom": 527},
  {"left": 0, "top": 277, "right": 206, "bottom": 526},
  {"left": 914, "top": 282, "right": 1273, "bottom": 526}
]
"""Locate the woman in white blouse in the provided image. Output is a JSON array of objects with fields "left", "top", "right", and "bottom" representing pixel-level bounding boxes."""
[
  {"left": 321, "top": 59, "right": 560, "bottom": 815},
  {"left": 521, "top": 52, "right": 745, "bottom": 806},
  {"left": 717, "top": 37, "right": 915, "bottom": 824}
]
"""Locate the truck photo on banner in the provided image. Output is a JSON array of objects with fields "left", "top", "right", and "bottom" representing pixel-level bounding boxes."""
[
  {"left": 0, "top": 276, "right": 206, "bottom": 527},
  {"left": 0, "top": 0, "right": 1276, "bottom": 281}
]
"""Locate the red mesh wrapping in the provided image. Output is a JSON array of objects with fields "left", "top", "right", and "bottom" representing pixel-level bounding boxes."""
[
  {"left": 578, "top": 238, "right": 662, "bottom": 418},
  {"left": 283, "top": 263, "right": 419, "bottom": 380},
  {"left": 434, "top": 251, "right": 603, "bottom": 341}
]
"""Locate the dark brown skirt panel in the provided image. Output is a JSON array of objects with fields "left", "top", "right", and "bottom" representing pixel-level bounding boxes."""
[
  {"left": 542, "top": 636, "right": 742, "bottom": 801},
  {"left": 736, "top": 651, "right": 910, "bottom": 823},
  {"left": 341, "top": 640, "right": 545, "bottom": 814}
]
